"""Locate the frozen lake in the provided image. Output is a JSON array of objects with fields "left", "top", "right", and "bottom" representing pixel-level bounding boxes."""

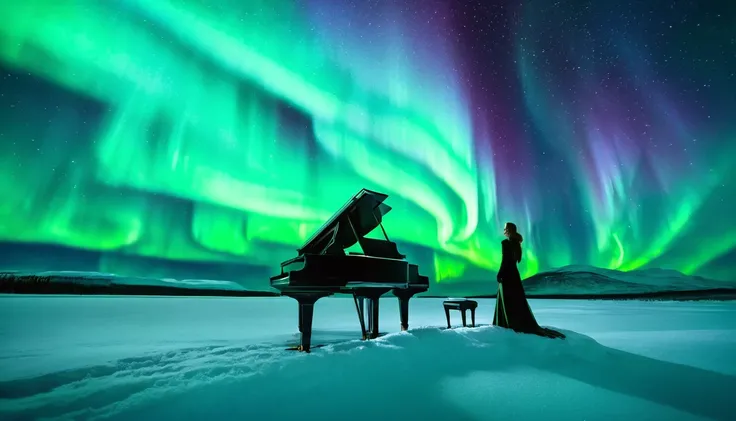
[{"left": 1, "top": 296, "right": 735, "bottom": 420}]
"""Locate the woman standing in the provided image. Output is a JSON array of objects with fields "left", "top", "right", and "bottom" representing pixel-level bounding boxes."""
[{"left": 493, "top": 222, "right": 565, "bottom": 339}]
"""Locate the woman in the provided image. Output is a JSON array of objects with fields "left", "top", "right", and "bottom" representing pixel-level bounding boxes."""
[{"left": 493, "top": 222, "right": 565, "bottom": 339}]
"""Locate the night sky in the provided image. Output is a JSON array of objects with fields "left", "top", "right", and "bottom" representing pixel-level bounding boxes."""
[{"left": 0, "top": 0, "right": 734, "bottom": 292}]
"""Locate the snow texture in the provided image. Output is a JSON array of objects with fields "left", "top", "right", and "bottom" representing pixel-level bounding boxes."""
[{"left": 0, "top": 296, "right": 735, "bottom": 421}]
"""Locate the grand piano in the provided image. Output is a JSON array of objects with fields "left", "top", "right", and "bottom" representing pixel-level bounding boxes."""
[{"left": 270, "top": 188, "right": 430, "bottom": 352}]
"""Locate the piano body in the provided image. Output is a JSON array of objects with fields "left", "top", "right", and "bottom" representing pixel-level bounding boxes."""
[{"left": 270, "top": 188, "right": 430, "bottom": 352}]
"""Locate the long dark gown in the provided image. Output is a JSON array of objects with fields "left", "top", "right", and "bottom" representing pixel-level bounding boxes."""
[{"left": 492, "top": 239, "right": 565, "bottom": 339}]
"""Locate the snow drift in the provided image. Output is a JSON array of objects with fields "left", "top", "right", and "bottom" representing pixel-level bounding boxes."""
[{"left": 0, "top": 326, "right": 733, "bottom": 421}]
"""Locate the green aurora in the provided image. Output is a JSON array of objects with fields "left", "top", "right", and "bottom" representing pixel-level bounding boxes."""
[{"left": 0, "top": 0, "right": 734, "bottom": 292}]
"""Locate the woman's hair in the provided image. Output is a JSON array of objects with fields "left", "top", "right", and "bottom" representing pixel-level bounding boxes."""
[{"left": 506, "top": 222, "right": 524, "bottom": 244}]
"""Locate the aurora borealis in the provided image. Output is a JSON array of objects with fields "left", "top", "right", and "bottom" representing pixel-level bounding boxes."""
[{"left": 0, "top": 0, "right": 734, "bottom": 292}]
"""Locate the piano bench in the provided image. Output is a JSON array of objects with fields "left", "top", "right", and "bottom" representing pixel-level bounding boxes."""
[{"left": 443, "top": 299, "right": 478, "bottom": 328}]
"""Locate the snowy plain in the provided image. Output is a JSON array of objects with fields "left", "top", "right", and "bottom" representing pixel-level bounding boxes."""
[{"left": 0, "top": 295, "right": 735, "bottom": 421}]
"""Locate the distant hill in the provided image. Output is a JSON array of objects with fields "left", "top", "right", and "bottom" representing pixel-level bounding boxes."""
[
  {"left": 425, "top": 265, "right": 736, "bottom": 301},
  {"left": 522, "top": 265, "right": 736, "bottom": 295},
  {"left": 0, "top": 271, "right": 279, "bottom": 297},
  {"left": 2, "top": 266, "right": 735, "bottom": 300}
]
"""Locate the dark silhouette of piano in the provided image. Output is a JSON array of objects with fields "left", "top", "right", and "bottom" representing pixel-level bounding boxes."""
[{"left": 270, "top": 188, "right": 430, "bottom": 352}]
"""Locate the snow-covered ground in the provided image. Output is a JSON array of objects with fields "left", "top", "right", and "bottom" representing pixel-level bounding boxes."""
[{"left": 1, "top": 296, "right": 735, "bottom": 421}]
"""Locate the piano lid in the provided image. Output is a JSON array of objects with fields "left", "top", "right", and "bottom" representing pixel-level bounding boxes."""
[{"left": 298, "top": 189, "right": 393, "bottom": 255}]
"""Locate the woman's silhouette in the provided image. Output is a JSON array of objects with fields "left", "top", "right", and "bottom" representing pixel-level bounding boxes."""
[{"left": 493, "top": 222, "right": 565, "bottom": 339}]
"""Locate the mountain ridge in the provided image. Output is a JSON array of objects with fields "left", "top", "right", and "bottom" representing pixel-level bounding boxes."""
[
  {"left": 522, "top": 265, "right": 735, "bottom": 295},
  {"left": 1, "top": 265, "right": 734, "bottom": 299}
]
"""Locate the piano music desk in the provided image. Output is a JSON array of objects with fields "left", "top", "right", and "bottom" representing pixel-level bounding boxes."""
[{"left": 443, "top": 299, "right": 478, "bottom": 328}]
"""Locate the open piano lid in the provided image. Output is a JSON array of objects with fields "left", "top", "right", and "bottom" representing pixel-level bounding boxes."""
[{"left": 297, "top": 189, "right": 393, "bottom": 255}]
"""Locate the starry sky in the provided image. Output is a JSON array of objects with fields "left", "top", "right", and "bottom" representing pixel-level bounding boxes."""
[{"left": 0, "top": 0, "right": 734, "bottom": 293}]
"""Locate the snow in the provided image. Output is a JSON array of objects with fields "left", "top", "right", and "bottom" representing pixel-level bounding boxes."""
[{"left": 1, "top": 296, "right": 735, "bottom": 420}]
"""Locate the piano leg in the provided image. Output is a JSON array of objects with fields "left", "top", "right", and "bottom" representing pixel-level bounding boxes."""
[
  {"left": 353, "top": 289, "right": 390, "bottom": 340},
  {"left": 298, "top": 301, "right": 303, "bottom": 333},
  {"left": 287, "top": 293, "right": 328, "bottom": 353},
  {"left": 299, "top": 302, "right": 315, "bottom": 351},
  {"left": 398, "top": 296, "right": 410, "bottom": 331},
  {"left": 366, "top": 297, "right": 380, "bottom": 339},
  {"left": 392, "top": 289, "right": 418, "bottom": 331},
  {"left": 353, "top": 296, "right": 367, "bottom": 338}
]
